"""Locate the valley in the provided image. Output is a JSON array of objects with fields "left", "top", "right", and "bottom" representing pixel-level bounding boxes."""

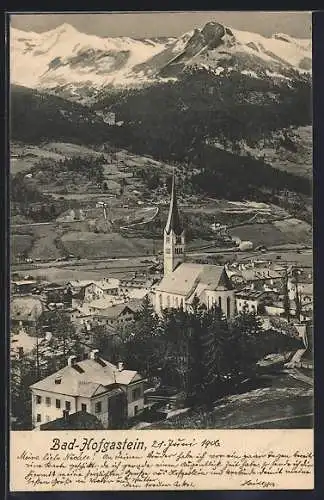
[
  {"left": 9, "top": 15, "right": 313, "bottom": 442},
  {"left": 10, "top": 20, "right": 312, "bottom": 278},
  {"left": 11, "top": 137, "right": 312, "bottom": 270}
]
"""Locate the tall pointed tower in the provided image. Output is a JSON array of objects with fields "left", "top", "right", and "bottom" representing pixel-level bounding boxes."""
[{"left": 164, "top": 172, "right": 185, "bottom": 275}]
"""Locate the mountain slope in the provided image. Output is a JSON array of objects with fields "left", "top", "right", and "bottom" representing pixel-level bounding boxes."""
[
  {"left": 10, "top": 84, "right": 111, "bottom": 143},
  {"left": 11, "top": 21, "right": 311, "bottom": 102}
]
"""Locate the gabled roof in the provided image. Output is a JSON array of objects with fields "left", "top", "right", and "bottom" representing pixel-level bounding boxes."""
[
  {"left": 11, "top": 297, "right": 44, "bottom": 322},
  {"left": 156, "top": 263, "right": 232, "bottom": 297},
  {"left": 165, "top": 173, "right": 183, "bottom": 236},
  {"left": 30, "top": 356, "right": 142, "bottom": 395},
  {"left": 39, "top": 411, "right": 104, "bottom": 430},
  {"left": 235, "top": 290, "right": 271, "bottom": 300},
  {"left": 68, "top": 280, "right": 94, "bottom": 289},
  {"left": 93, "top": 304, "right": 132, "bottom": 320}
]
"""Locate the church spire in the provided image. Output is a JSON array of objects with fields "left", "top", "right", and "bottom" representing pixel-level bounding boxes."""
[
  {"left": 165, "top": 170, "right": 183, "bottom": 235},
  {"left": 163, "top": 170, "right": 185, "bottom": 276}
]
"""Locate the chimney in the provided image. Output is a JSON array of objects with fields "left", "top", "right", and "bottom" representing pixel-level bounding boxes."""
[
  {"left": 118, "top": 361, "right": 124, "bottom": 372},
  {"left": 68, "top": 355, "right": 77, "bottom": 367},
  {"left": 90, "top": 349, "right": 99, "bottom": 360}
]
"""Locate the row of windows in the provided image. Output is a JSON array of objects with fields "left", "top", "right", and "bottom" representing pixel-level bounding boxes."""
[
  {"left": 237, "top": 300, "right": 256, "bottom": 310},
  {"left": 36, "top": 395, "right": 71, "bottom": 411},
  {"left": 159, "top": 294, "right": 184, "bottom": 309},
  {"left": 174, "top": 248, "right": 183, "bottom": 255}
]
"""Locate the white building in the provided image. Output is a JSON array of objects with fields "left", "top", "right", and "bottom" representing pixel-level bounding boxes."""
[
  {"left": 154, "top": 173, "right": 235, "bottom": 317},
  {"left": 235, "top": 290, "right": 276, "bottom": 314},
  {"left": 69, "top": 279, "right": 120, "bottom": 306},
  {"left": 30, "top": 350, "right": 145, "bottom": 429}
]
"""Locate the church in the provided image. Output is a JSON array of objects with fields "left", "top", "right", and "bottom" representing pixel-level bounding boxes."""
[{"left": 154, "top": 174, "right": 236, "bottom": 318}]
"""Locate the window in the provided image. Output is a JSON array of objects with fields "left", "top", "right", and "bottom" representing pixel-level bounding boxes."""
[
  {"left": 55, "top": 399, "right": 61, "bottom": 409},
  {"left": 45, "top": 397, "right": 51, "bottom": 407},
  {"left": 166, "top": 295, "right": 170, "bottom": 308},
  {"left": 227, "top": 297, "right": 231, "bottom": 318},
  {"left": 36, "top": 414, "right": 41, "bottom": 423},
  {"left": 95, "top": 401, "right": 102, "bottom": 413},
  {"left": 81, "top": 404, "right": 87, "bottom": 412},
  {"left": 165, "top": 236, "right": 170, "bottom": 244},
  {"left": 134, "top": 406, "right": 139, "bottom": 416},
  {"left": 36, "top": 395, "right": 41, "bottom": 405},
  {"left": 65, "top": 401, "right": 71, "bottom": 411},
  {"left": 46, "top": 415, "right": 50, "bottom": 422},
  {"left": 218, "top": 296, "right": 222, "bottom": 310}
]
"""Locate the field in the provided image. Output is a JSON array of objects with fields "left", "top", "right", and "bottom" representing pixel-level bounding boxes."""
[
  {"left": 11, "top": 257, "right": 151, "bottom": 283},
  {"left": 10, "top": 143, "right": 66, "bottom": 175},
  {"left": 61, "top": 231, "right": 161, "bottom": 258},
  {"left": 10, "top": 234, "right": 34, "bottom": 257},
  {"left": 229, "top": 218, "right": 311, "bottom": 247},
  {"left": 10, "top": 141, "right": 312, "bottom": 266}
]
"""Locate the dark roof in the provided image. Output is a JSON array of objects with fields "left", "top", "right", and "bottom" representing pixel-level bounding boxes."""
[
  {"left": 235, "top": 290, "right": 271, "bottom": 300},
  {"left": 165, "top": 174, "right": 183, "bottom": 235},
  {"left": 39, "top": 411, "right": 104, "bottom": 430}
]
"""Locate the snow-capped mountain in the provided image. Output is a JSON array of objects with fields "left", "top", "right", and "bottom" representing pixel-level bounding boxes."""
[{"left": 11, "top": 21, "right": 311, "bottom": 102}]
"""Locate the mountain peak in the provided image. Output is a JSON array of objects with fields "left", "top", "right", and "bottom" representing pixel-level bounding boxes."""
[{"left": 49, "top": 23, "right": 78, "bottom": 35}]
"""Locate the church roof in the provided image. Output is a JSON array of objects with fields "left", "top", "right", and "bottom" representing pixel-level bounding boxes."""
[
  {"left": 156, "top": 263, "right": 232, "bottom": 297},
  {"left": 165, "top": 174, "right": 183, "bottom": 235}
]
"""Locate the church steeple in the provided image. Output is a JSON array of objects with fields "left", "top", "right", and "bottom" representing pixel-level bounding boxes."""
[
  {"left": 165, "top": 173, "right": 183, "bottom": 236},
  {"left": 164, "top": 171, "right": 185, "bottom": 275}
]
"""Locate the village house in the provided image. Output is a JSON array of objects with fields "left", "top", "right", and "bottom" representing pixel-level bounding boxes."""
[
  {"left": 30, "top": 350, "right": 146, "bottom": 429},
  {"left": 92, "top": 300, "right": 143, "bottom": 328},
  {"left": 154, "top": 173, "right": 235, "bottom": 317},
  {"left": 11, "top": 296, "right": 44, "bottom": 335},
  {"left": 68, "top": 279, "right": 120, "bottom": 307},
  {"left": 118, "top": 276, "right": 155, "bottom": 299},
  {"left": 42, "top": 283, "right": 72, "bottom": 307},
  {"left": 264, "top": 299, "right": 311, "bottom": 322},
  {"left": 86, "top": 296, "right": 124, "bottom": 315},
  {"left": 235, "top": 290, "right": 277, "bottom": 314},
  {"left": 11, "top": 279, "right": 38, "bottom": 295},
  {"left": 228, "top": 266, "right": 283, "bottom": 293},
  {"left": 10, "top": 326, "right": 47, "bottom": 361},
  {"left": 287, "top": 272, "right": 313, "bottom": 300}
]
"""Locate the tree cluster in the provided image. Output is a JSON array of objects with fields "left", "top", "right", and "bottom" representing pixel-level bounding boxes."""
[{"left": 95, "top": 296, "right": 303, "bottom": 407}]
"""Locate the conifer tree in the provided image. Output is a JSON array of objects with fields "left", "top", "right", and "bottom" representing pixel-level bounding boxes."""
[{"left": 283, "top": 268, "right": 291, "bottom": 321}]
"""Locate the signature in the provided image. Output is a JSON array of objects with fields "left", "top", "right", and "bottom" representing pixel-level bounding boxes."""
[{"left": 241, "top": 479, "right": 276, "bottom": 488}]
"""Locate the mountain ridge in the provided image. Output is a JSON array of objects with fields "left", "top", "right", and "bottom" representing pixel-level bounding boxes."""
[{"left": 11, "top": 21, "right": 311, "bottom": 102}]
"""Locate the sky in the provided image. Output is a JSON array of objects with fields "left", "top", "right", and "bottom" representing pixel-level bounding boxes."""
[{"left": 10, "top": 11, "right": 312, "bottom": 39}]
